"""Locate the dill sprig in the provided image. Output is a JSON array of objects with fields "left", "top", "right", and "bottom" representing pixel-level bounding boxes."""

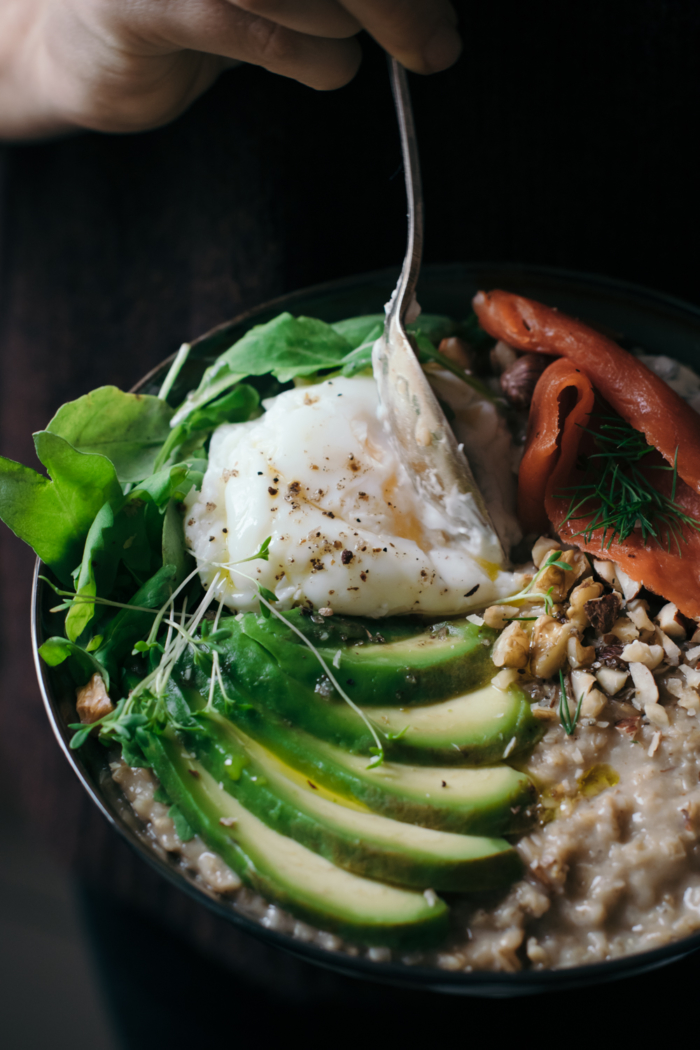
[
  {"left": 558, "top": 413, "right": 700, "bottom": 554},
  {"left": 558, "top": 670, "right": 583, "bottom": 737}
]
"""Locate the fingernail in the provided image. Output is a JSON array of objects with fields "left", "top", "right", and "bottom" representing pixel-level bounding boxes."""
[{"left": 424, "top": 22, "right": 462, "bottom": 73}]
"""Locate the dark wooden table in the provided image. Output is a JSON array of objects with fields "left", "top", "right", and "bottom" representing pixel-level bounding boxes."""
[{"left": 2, "top": 3, "right": 700, "bottom": 1040}]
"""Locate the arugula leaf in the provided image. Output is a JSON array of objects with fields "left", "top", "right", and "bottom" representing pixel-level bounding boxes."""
[
  {"left": 93, "top": 562, "right": 184, "bottom": 680},
  {"left": 333, "top": 313, "right": 458, "bottom": 351},
  {"left": 171, "top": 315, "right": 351, "bottom": 425},
  {"left": 157, "top": 384, "right": 259, "bottom": 470},
  {"left": 38, "top": 636, "right": 110, "bottom": 689},
  {"left": 212, "top": 314, "right": 351, "bottom": 383},
  {"left": 162, "top": 498, "right": 188, "bottom": 585},
  {"left": 46, "top": 386, "right": 174, "bottom": 484},
  {"left": 65, "top": 494, "right": 161, "bottom": 642},
  {"left": 129, "top": 460, "right": 205, "bottom": 508},
  {"left": 0, "top": 433, "right": 121, "bottom": 584},
  {"left": 339, "top": 324, "right": 383, "bottom": 377},
  {"left": 66, "top": 501, "right": 117, "bottom": 642},
  {"left": 332, "top": 315, "right": 385, "bottom": 349}
]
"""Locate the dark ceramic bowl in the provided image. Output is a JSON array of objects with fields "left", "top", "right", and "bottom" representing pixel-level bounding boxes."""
[{"left": 33, "top": 262, "right": 700, "bottom": 996}]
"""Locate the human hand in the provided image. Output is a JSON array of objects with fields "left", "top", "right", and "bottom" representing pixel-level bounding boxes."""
[{"left": 0, "top": 0, "right": 462, "bottom": 138}]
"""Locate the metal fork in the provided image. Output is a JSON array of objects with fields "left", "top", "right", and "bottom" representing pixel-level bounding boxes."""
[{"left": 372, "top": 59, "right": 504, "bottom": 562}]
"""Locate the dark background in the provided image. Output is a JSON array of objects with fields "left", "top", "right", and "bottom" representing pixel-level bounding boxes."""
[{"left": 1, "top": 1, "right": 699, "bottom": 1044}]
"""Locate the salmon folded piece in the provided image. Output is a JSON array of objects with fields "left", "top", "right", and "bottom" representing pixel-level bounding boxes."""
[
  {"left": 473, "top": 289, "right": 700, "bottom": 496},
  {"left": 473, "top": 290, "right": 700, "bottom": 618}
]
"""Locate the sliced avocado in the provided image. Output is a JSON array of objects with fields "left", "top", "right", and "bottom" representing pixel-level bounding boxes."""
[
  {"left": 140, "top": 729, "right": 450, "bottom": 949},
  {"left": 239, "top": 609, "right": 497, "bottom": 705},
  {"left": 168, "top": 679, "right": 536, "bottom": 836},
  {"left": 180, "top": 626, "right": 542, "bottom": 764},
  {"left": 182, "top": 713, "right": 522, "bottom": 891}
]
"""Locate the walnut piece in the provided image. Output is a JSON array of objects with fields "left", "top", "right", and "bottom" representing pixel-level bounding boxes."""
[
  {"left": 76, "top": 673, "right": 113, "bottom": 724},
  {"left": 499, "top": 353, "right": 551, "bottom": 410},
  {"left": 492, "top": 622, "right": 530, "bottom": 669},
  {"left": 536, "top": 549, "right": 589, "bottom": 603},
  {"left": 531, "top": 616, "right": 573, "bottom": 678},
  {"left": 584, "top": 592, "right": 621, "bottom": 634},
  {"left": 437, "top": 336, "right": 474, "bottom": 371}
]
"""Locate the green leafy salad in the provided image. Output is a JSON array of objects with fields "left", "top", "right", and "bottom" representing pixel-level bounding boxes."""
[{"left": 0, "top": 309, "right": 542, "bottom": 950}]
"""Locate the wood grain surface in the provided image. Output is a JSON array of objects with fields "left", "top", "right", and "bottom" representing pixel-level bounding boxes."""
[{"left": 1, "top": 0, "right": 700, "bottom": 994}]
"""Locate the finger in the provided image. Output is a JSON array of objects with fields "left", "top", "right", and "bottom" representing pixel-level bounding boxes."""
[
  {"left": 338, "top": 0, "right": 462, "bottom": 74},
  {"left": 228, "top": 0, "right": 361, "bottom": 39},
  {"left": 131, "top": 0, "right": 362, "bottom": 90}
]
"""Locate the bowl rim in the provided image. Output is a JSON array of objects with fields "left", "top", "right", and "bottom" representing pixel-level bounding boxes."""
[{"left": 32, "top": 261, "right": 700, "bottom": 995}]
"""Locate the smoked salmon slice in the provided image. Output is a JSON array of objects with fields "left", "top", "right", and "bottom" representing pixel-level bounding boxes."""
[{"left": 473, "top": 290, "right": 700, "bottom": 617}]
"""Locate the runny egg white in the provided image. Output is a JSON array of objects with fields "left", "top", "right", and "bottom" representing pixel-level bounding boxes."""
[{"left": 184, "top": 373, "right": 523, "bottom": 616}]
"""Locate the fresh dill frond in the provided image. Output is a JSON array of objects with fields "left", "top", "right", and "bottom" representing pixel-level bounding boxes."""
[
  {"left": 558, "top": 670, "right": 584, "bottom": 737},
  {"left": 557, "top": 413, "right": 700, "bottom": 554}
]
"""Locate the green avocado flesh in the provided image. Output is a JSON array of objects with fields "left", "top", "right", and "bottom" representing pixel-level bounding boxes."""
[
  {"left": 178, "top": 621, "right": 543, "bottom": 765},
  {"left": 239, "top": 610, "right": 498, "bottom": 705},
  {"left": 140, "top": 731, "right": 450, "bottom": 948},
  {"left": 138, "top": 606, "right": 538, "bottom": 945},
  {"left": 174, "top": 712, "right": 522, "bottom": 892},
  {"left": 168, "top": 680, "right": 535, "bottom": 837}
]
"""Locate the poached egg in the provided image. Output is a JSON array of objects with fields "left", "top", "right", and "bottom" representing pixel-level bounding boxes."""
[{"left": 184, "top": 374, "right": 522, "bottom": 616}]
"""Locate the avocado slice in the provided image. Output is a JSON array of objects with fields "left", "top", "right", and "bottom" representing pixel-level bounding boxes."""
[
  {"left": 168, "top": 678, "right": 535, "bottom": 836},
  {"left": 180, "top": 712, "right": 522, "bottom": 891},
  {"left": 180, "top": 626, "right": 542, "bottom": 764},
  {"left": 140, "top": 729, "right": 450, "bottom": 949},
  {"left": 239, "top": 609, "right": 497, "bottom": 705}
]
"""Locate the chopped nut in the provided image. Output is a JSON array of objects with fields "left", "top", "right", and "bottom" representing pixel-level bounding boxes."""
[
  {"left": 596, "top": 666, "right": 629, "bottom": 696},
  {"left": 531, "top": 616, "right": 574, "bottom": 679},
  {"left": 532, "top": 536, "right": 561, "bottom": 569},
  {"left": 597, "top": 642, "right": 626, "bottom": 668},
  {"left": 655, "top": 626, "right": 681, "bottom": 666},
  {"left": 610, "top": 617, "right": 639, "bottom": 644},
  {"left": 536, "top": 549, "right": 589, "bottom": 603},
  {"left": 648, "top": 730, "right": 662, "bottom": 756},
  {"left": 628, "top": 661, "right": 659, "bottom": 708},
  {"left": 531, "top": 706, "right": 558, "bottom": 722},
  {"left": 567, "top": 634, "right": 595, "bottom": 669},
  {"left": 666, "top": 676, "right": 700, "bottom": 714},
  {"left": 593, "top": 559, "right": 621, "bottom": 590},
  {"left": 584, "top": 592, "right": 621, "bottom": 634},
  {"left": 567, "top": 579, "right": 604, "bottom": 630},
  {"left": 645, "top": 702, "right": 669, "bottom": 728},
  {"left": 483, "top": 605, "right": 519, "bottom": 630},
  {"left": 656, "top": 602, "right": 686, "bottom": 639},
  {"left": 615, "top": 716, "right": 642, "bottom": 738},
  {"left": 581, "top": 688, "right": 608, "bottom": 719},
  {"left": 616, "top": 565, "right": 642, "bottom": 601},
  {"left": 626, "top": 599, "right": 656, "bottom": 639},
  {"left": 492, "top": 622, "right": 530, "bottom": 669},
  {"left": 437, "top": 336, "right": 474, "bottom": 370},
  {"left": 76, "top": 673, "right": 113, "bottom": 725},
  {"left": 499, "top": 353, "right": 551, "bottom": 410},
  {"left": 620, "top": 640, "right": 664, "bottom": 669},
  {"left": 491, "top": 668, "right": 521, "bottom": 691},
  {"left": 571, "top": 669, "right": 596, "bottom": 695},
  {"left": 490, "top": 339, "right": 518, "bottom": 374},
  {"left": 681, "top": 664, "right": 700, "bottom": 689}
]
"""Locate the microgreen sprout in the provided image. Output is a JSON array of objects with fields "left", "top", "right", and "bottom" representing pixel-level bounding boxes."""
[
  {"left": 558, "top": 669, "right": 584, "bottom": 737},
  {"left": 41, "top": 576, "right": 161, "bottom": 616},
  {"left": 492, "top": 550, "right": 573, "bottom": 616}
]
